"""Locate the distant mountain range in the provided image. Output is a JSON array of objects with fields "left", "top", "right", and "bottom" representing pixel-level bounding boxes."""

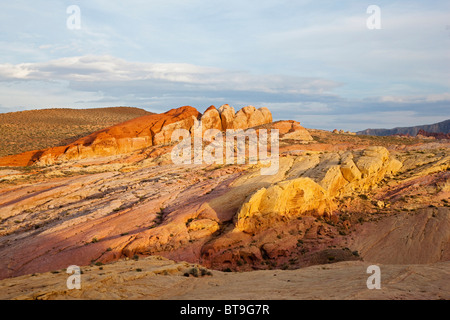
[{"left": 357, "top": 119, "right": 450, "bottom": 137}]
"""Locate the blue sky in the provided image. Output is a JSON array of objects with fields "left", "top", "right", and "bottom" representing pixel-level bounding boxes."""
[{"left": 0, "top": 0, "right": 449, "bottom": 131}]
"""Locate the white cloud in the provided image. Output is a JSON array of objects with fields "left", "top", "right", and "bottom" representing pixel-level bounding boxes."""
[
  {"left": 379, "top": 93, "right": 450, "bottom": 103},
  {"left": 0, "top": 55, "right": 340, "bottom": 94},
  {"left": 263, "top": 101, "right": 333, "bottom": 114},
  {"left": 0, "top": 1, "right": 448, "bottom": 132}
]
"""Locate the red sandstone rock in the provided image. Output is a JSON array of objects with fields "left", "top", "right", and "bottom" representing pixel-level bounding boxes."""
[
  {"left": 0, "top": 106, "right": 200, "bottom": 166},
  {"left": 272, "top": 120, "right": 313, "bottom": 141},
  {"left": 217, "top": 104, "right": 272, "bottom": 131},
  {"left": 0, "top": 104, "right": 274, "bottom": 167},
  {"left": 417, "top": 129, "right": 449, "bottom": 140},
  {"left": 199, "top": 106, "right": 223, "bottom": 132},
  {"left": 0, "top": 124, "right": 448, "bottom": 280}
]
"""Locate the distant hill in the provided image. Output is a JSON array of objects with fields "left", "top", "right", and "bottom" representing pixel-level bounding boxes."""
[
  {"left": 0, "top": 107, "right": 152, "bottom": 157},
  {"left": 357, "top": 119, "right": 450, "bottom": 137}
]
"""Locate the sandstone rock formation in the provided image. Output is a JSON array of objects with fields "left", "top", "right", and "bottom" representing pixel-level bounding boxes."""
[
  {"left": 2, "top": 133, "right": 448, "bottom": 282},
  {"left": 0, "top": 106, "right": 200, "bottom": 166},
  {"left": 417, "top": 129, "right": 449, "bottom": 140},
  {"left": 216, "top": 104, "right": 272, "bottom": 131},
  {"left": 236, "top": 177, "right": 333, "bottom": 234},
  {"left": 1, "top": 256, "right": 447, "bottom": 300},
  {"left": 198, "top": 106, "right": 222, "bottom": 133},
  {"left": 332, "top": 129, "right": 355, "bottom": 135},
  {"left": 0, "top": 109, "right": 448, "bottom": 301},
  {"left": 348, "top": 207, "right": 450, "bottom": 264},
  {"left": 272, "top": 120, "right": 313, "bottom": 141},
  {"left": 234, "top": 146, "right": 402, "bottom": 234},
  {"left": 217, "top": 104, "right": 236, "bottom": 130},
  {"left": 0, "top": 104, "right": 273, "bottom": 167}
]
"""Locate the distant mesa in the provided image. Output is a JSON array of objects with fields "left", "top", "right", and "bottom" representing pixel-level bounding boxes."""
[
  {"left": 357, "top": 119, "right": 450, "bottom": 138},
  {"left": 0, "top": 105, "right": 275, "bottom": 167}
]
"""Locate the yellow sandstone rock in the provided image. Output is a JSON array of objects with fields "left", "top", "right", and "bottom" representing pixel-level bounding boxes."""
[
  {"left": 235, "top": 146, "right": 403, "bottom": 233},
  {"left": 218, "top": 104, "right": 236, "bottom": 130},
  {"left": 236, "top": 177, "right": 333, "bottom": 234}
]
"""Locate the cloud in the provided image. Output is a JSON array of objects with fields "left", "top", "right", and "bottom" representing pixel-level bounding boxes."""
[
  {"left": 0, "top": 55, "right": 341, "bottom": 94},
  {"left": 0, "top": 55, "right": 345, "bottom": 118},
  {"left": 379, "top": 93, "right": 450, "bottom": 103},
  {"left": 1, "top": 1, "right": 449, "bottom": 131},
  {"left": 0, "top": 54, "right": 448, "bottom": 132}
]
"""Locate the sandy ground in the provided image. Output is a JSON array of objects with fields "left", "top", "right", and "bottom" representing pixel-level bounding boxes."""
[{"left": 0, "top": 256, "right": 448, "bottom": 300}]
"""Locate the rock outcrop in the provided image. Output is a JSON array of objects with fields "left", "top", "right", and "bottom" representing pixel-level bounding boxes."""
[
  {"left": 217, "top": 105, "right": 236, "bottom": 130},
  {"left": 0, "top": 106, "right": 200, "bottom": 166},
  {"left": 348, "top": 207, "right": 450, "bottom": 264},
  {"left": 332, "top": 129, "right": 356, "bottom": 135},
  {"left": 216, "top": 104, "right": 272, "bottom": 131},
  {"left": 1, "top": 105, "right": 448, "bottom": 289},
  {"left": 235, "top": 146, "right": 402, "bottom": 233},
  {"left": 272, "top": 120, "right": 313, "bottom": 141},
  {"left": 236, "top": 177, "right": 333, "bottom": 234},
  {"left": 417, "top": 129, "right": 449, "bottom": 140},
  {"left": 1, "top": 256, "right": 448, "bottom": 300},
  {"left": 0, "top": 104, "right": 273, "bottom": 167},
  {"left": 199, "top": 106, "right": 222, "bottom": 133}
]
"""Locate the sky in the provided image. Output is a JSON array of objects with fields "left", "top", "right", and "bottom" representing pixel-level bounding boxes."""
[{"left": 0, "top": 0, "right": 449, "bottom": 131}]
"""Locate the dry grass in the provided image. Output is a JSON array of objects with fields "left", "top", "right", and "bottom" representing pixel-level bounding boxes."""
[{"left": 0, "top": 107, "right": 152, "bottom": 157}]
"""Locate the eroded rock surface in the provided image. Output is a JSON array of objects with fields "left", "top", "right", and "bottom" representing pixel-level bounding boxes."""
[
  {"left": 0, "top": 256, "right": 448, "bottom": 300},
  {"left": 235, "top": 146, "right": 403, "bottom": 234},
  {"left": 0, "top": 111, "right": 448, "bottom": 300},
  {"left": 0, "top": 104, "right": 274, "bottom": 167}
]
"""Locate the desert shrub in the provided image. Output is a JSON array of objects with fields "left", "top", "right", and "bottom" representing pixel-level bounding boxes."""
[
  {"left": 189, "top": 267, "right": 199, "bottom": 277},
  {"left": 358, "top": 194, "right": 369, "bottom": 200}
]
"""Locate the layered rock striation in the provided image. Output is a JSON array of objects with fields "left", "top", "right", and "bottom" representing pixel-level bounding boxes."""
[
  {"left": 235, "top": 146, "right": 402, "bottom": 233},
  {"left": 1, "top": 135, "right": 449, "bottom": 279}
]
